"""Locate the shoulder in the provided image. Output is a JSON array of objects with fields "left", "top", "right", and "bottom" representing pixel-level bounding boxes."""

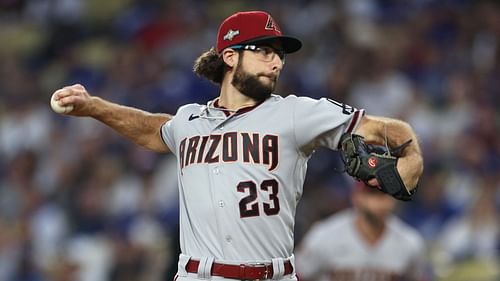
[
  {"left": 257, "top": 94, "right": 302, "bottom": 112},
  {"left": 272, "top": 94, "right": 359, "bottom": 109},
  {"left": 172, "top": 103, "right": 206, "bottom": 120},
  {"left": 280, "top": 94, "right": 318, "bottom": 103},
  {"left": 388, "top": 216, "right": 425, "bottom": 249},
  {"left": 268, "top": 94, "right": 316, "bottom": 103},
  {"left": 281, "top": 94, "right": 361, "bottom": 114},
  {"left": 300, "top": 210, "right": 355, "bottom": 251},
  {"left": 307, "top": 210, "right": 354, "bottom": 238},
  {"left": 176, "top": 103, "right": 205, "bottom": 114},
  {"left": 268, "top": 94, "right": 333, "bottom": 114},
  {"left": 265, "top": 94, "right": 296, "bottom": 105}
]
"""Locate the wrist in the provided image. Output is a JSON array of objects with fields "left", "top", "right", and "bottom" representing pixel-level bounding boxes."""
[
  {"left": 397, "top": 153, "right": 423, "bottom": 190},
  {"left": 88, "top": 96, "right": 105, "bottom": 118}
]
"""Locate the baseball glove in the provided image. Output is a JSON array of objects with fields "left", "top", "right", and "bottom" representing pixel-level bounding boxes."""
[{"left": 339, "top": 133, "right": 416, "bottom": 201}]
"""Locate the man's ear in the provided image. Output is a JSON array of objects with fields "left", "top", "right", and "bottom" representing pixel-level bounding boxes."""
[{"left": 221, "top": 48, "right": 239, "bottom": 68}]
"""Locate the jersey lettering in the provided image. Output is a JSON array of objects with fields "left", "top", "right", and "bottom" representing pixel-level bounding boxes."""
[
  {"left": 262, "top": 135, "right": 279, "bottom": 171},
  {"left": 241, "top": 133, "right": 260, "bottom": 163},
  {"left": 179, "top": 138, "right": 187, "bottom": 170},
  {"left": 205, "top": 135, "right": 222, "bottom": 163},
  {"left": 237, "top": 181, "right": 260, "bottom": 218},
  {"left": 222, "top": 132, "right": 238, "bottom": 162},
  {"left": 238, "top": 179, "right": 280, "bottom": 218},
  {"left": 261, "top": 179, "right": 280, "bottom": 215},
  {"left": 186, "top": 136, "right": 200, "bottom": 165},
  {"left": 179, "top": 132, "right": 278, "bottom": 171},
  {"left": 196, "top": 136, "right": 210, "bottom": 163}
]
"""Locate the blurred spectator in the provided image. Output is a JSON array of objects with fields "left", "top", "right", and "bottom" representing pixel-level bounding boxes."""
[{"left": 295, "top": 181, "right": 431, "bottom": 281}]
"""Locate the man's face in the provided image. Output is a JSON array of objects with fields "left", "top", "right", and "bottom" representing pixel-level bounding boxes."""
[
  {"left": 353, "top": 187, "right": 396, "bottom": 225},
  {"left": 231, "top": 53, "right": 277, "bottom": 102},
  {"left": 231, "top": 43, "right": 284, "bottom": 102}
]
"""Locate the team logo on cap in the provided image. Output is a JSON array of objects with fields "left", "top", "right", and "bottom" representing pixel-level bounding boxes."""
[
  {"left": 223, "top": 29, "right": 240, "bottom": 41},
  {"left": 265, "top": 15, "right": 280, "bottom": 32}
]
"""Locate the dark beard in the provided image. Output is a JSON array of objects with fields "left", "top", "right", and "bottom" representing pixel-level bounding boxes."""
[{"left": 231, "top": 59, "right": 276, "bottom": 102}]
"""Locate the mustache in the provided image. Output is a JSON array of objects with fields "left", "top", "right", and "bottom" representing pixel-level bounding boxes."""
[{"left": 258, "top": 73, "right": 278, "bottom": 82}]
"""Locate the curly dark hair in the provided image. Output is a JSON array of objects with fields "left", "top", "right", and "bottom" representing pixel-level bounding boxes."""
[{"left": 192, "top": 47, "right": 228, "bottom": 85}]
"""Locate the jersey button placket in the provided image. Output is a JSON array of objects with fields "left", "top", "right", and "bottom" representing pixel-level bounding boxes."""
[
  {"left": 209, "top": 164, "right": 230, "bottom": 252},
  {"left": 213, "top": 167, "right": 221, "bottom": 175}
]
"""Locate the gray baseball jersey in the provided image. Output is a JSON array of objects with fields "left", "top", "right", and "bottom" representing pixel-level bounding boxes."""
[
  {"left": 161, "top": 94, "right": 364, "bottom": 265},
  {"left": 295, "top": 210, "right": 426, "bottom": 281}
]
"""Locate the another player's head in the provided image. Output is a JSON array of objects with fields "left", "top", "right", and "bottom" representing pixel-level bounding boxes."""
[
  {"left": 193, "top": 11, "right": 302, "bottom": 101},
  {"left": 351, "top": 181, "right": 396, "bottom": 226}
]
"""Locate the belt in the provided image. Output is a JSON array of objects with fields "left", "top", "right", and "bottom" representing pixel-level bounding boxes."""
[{"left": 185, "top": 259, "right": 293, "bottom": 280}]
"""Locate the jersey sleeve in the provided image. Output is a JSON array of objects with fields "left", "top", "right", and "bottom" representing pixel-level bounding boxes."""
[
  {"left": 292, "top": 96, "right": 365, "bottom": 151},
  {"left": 160, "top": 105, "right": 189, "bottom": 156},
  {"left": 160, "top": 118, "right": 176, "bottom": 154},
  {"left": 160, "top": 103, "right": 203, "bottom": 156}
]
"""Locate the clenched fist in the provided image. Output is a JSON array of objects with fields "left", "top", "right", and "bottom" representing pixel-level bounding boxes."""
[{"left": 50, "top": 84, "right": 96, "bottom": 116}]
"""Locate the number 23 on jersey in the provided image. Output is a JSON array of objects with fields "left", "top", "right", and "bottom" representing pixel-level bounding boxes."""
[{"left": 238, "top": 179, "right": 280, "bottom": 218}]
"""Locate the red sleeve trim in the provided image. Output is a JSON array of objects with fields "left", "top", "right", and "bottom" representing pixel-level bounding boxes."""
[{"left": 346, "top": 109, "right": 365, "bottom": 133}]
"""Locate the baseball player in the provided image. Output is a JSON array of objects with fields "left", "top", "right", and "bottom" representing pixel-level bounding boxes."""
[
  {"left": 50, "top": 11, "right": 423, "bottom": 281},
  {"left": 295, "top": 181, "right": 428, "bottom": 281}
]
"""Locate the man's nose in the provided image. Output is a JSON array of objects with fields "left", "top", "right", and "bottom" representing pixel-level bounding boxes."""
[{"left": 271, "top": 56, "right": 284, "bottom": 72}]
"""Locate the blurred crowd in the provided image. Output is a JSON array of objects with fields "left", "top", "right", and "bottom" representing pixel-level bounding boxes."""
[{"left": 0, "top": 0, "right": 498, "bottom": 280}]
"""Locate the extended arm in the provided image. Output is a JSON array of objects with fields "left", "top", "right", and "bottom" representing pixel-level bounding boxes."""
[
  {"left": 52, "top": 84, "right": 172, "bottom": 153},
  {"left": 354, "top": 115, "right": 423, "bottom": 191}
]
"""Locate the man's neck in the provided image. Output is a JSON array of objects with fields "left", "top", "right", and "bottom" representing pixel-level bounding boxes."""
[{"left": 354, "top": 213, "right": 386, "bottom": 246}]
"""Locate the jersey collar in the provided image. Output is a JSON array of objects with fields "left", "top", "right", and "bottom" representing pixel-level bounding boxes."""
[{"left": 210, "top": 97, "right": 266, "bottom": 117}]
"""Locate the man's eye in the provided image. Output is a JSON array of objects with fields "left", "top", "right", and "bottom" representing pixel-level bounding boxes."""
[{"left": 260, "top": 47, "right": 274, "bottom": 55}]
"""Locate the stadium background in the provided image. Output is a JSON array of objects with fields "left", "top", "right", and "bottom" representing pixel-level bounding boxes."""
[{"left": 0, "top": 0, "right": 498, "bottom": 280}]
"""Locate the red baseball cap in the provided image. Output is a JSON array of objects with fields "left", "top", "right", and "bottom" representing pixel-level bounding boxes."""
[{"left": 216, "top": 11, "right": 302, "bottom": 54}]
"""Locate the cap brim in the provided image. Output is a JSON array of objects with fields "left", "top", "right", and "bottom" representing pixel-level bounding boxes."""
[{"left": 242, "top": 35, "right": 302, "bottom": 54}]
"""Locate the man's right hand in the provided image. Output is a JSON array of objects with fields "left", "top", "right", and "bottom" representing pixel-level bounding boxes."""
[{"left": 51, "top": 84, "right": 96, "bottom": 117}]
